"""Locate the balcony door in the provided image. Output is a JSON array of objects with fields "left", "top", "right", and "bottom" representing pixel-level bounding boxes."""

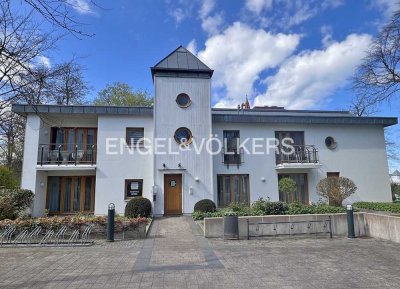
[
  {"left": 275, "top": 131, "right": 304, "bottom": 163},
  {"left": 278, "top": 173, "right": 309, "bottom": 204},
  {"left": 50, "top": 128, "right": 97, "bottom": 163},
  {"left": 47, "top": 176, "right": 95, "bottom": 214},
  {"left": 217, "top": 175, "right": 250, "bottom": 207}
]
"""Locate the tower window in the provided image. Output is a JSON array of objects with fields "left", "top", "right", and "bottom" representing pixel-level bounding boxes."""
[
  {"left": 176, "top": 93, "right": 191, "bottom": 108},
  {"left": 174, "top": 127, "right": 193, "bottom": 145}
]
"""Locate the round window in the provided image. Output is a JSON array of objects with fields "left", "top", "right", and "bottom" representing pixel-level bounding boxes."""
[
  {"left": 174, "top": 127, "right": 193, "bottom": 145},
  {"left": 325, "top": 136, "right": 337, "bottom": 149},
  {"left": 176, "top": 93, "right": 191, "bottom": 108}
]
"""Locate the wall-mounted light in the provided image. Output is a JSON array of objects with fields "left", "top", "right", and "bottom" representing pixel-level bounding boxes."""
[
  {"left": 43, "top": 130, "right": 49, "bottom": 135},
  {"left": 261, "top": 177, "right": 266, "bottom": 183},
  {"left": 178, "top": 163, "right": 182, "bottom": 168},
  {"left": 195, "top": 177, "right": 200, "bottom": 182},
  {"left": 162, "top": 163, "right": 166, "bottom": 168},
  {"left": 40, "top": 182, "right": 45, "bottom": 187},
  {"left": 189, "top": 186, "right": 193, "bottom": 195}
]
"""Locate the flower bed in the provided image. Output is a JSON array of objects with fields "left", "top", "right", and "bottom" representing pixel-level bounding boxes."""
[
  {"left": 0, "top": 215, "right": 150, "bottom": 239},
  {"left": 353, "top": 202, "right": 400, "bottom": 214},
  {"left": 192, "top": 199, "right": 347, "bottom": 220}
]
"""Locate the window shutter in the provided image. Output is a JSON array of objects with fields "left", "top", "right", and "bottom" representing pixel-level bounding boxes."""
[{"left": 126, "top": 128, "right": 144, "bottom": 146}]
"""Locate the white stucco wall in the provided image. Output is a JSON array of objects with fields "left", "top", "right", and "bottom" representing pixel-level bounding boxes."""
[
  {"left": 95, "top": 115, "right": 154, "bottom": 215},
  {"left": 213, "top": 122, "right": 392, "bottom": 205},
  {"left": 153, "top": 76, "right": 213, "bottom": 215}
]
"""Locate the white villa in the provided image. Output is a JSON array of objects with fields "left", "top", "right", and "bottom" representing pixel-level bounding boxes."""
[{"left": 13, "top": 46, "right": 398, "bottom": 217}]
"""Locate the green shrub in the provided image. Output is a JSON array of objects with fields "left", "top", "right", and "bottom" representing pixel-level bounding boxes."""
[
  {"left": 193, "top": 199, "right": 216, "bottom": 213},
  {"left": 251, "top": 198, "right": 289, "bottom": 215},
  {"left": 0, "top": 166, "right": 19, "bottom": 189},
  {"left": 287, "top": 202, "right": 346, "bottom": 215},
  {"left": 0, "top": 189, "right": 34, "bottom": 220},
  {"left": 353, "top": 202, "right": 400, "bottom": 213},
  {"left": 316, "top": 177, "right": 357, "bottom": 207},
  {"left": 0, "top": 194, "right": 16, "bottom": 220},
  {"left": 391, "top": 183, "right": 400, "bottom": 202},
  {"left": 125, "top": 197, "right": 152, "bottom": 218}
]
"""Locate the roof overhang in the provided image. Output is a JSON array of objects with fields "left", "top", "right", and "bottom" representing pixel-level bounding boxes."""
[
  {"left": 12, "top": 104, "right": 153, "bottom": 116},
  {"left": 212, "top": 112, "right": 398, "bottom": 127}
]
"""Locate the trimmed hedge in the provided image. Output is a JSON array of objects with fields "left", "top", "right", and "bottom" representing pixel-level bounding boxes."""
[
  {"left": 125, "top": 197, "right": 152, "bottom": 218},
  {"left": 353, "top": 202, "right": 400, "bottom": 213},
  {"left": 194, "top": 199, "right": 216, "bottom": 213}
]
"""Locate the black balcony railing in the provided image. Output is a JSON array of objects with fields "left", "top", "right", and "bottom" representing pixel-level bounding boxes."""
[
  {"left": 276, "top": 145, "right": 318, "bottom": 164},
  {"left": 222, "top": 147, "right": 244, "bottom": 168},
  {"left": 38, "top": 143, "right": 96, "bottom": 166}
]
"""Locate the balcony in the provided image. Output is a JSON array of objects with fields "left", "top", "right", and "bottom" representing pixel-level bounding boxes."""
[
  {"left": 275, "top": 145, "right": 320, "bottom": 170},
  {"left": 37, "top": 144, "right": 96, "bottom": 170}
]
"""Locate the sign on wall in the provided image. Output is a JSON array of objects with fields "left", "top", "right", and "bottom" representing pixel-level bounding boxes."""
[{"left": 125, "top": 179, "right": 143, "bottom": 199}]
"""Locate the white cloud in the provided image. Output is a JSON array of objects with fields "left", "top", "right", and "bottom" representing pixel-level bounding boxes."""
[
  {"left": 187, "top": 39, "right": 197, "bottom": 54},
  {"left": 37, "top": 56, "right": 51, "bottom": 68},
  {"left": 199, "top": 0, "right": 216, "bottom": 19},
  {"left": 201, "top": 13, "right": 224, "bottom": 36},
  {"left": 198, "top": 0, "right": 223, "bottom": 35},
  {"left": 321, "top": 25, "right": 334, "bottom": 48},
  {"left": 197, "top": 22, "right": 300, "bottom": 108},
  {"left": 168, "top": 8, "right": 186, "bottom": 24},
  {"left": 245, "top": 0, "right": 344, "bottom": 29},
  {"left": 245, "top": 0, "right": 273, "bottom": 15},
  {"left": 254, "top": 34, "right": 373, "bottom": 109},
  {"left": 371, "top": 0, "right": 398, "bottom": 19},
  {"left": 67, "top": 0, "right": 94, "bottom": 15}
]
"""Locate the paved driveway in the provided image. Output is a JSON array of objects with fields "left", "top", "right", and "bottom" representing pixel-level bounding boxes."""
[{"left": 0, "top": 216, "right": 399, "bottom": 289}]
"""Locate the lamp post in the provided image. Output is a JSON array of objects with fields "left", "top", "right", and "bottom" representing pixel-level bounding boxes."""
[
  {"left": 107, "top": 203, "right": 115, "bottom": 242},
  {"left": 346, "top": 204, "right": 355, "bottom": 238}
]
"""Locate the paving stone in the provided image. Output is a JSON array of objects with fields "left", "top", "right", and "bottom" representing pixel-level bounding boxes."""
[{"left": 0, "top": 216, "right": 400, "bottom": 288}]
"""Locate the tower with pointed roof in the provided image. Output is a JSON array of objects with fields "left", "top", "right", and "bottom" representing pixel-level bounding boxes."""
[{"left": 151, "top": 45, "right": 214, "bottom": 215}]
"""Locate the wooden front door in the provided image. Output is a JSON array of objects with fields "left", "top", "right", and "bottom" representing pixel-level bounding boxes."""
[{"left": 164, "top": 174, "right": 182, "bottom": 215}]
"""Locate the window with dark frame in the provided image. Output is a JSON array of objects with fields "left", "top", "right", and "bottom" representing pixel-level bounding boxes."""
[
  {"left": 223, "top": 130, "right": 241, "bottom": 164},
  {"left": 126, "top": 128, "right": 144, "bottom": 147},
  {"left": 125, "top": 179, "right": 143, "bottom": 199},
  {"left": 46, "top": 176, "right": 95, "bottom": 214},
  {"left": 217, "top": 174, "right": 249, "bottom": 207},
  {"left": 278, "top": 173, "right": 309, "bottom": 204},
  {"left": 327, "top": 172, "right": 340, "bottom": 178}
]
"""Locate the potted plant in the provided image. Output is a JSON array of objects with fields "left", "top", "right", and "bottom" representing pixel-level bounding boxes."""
[{"left": 223, "top": 211, "right": 239, "bottom": 240}]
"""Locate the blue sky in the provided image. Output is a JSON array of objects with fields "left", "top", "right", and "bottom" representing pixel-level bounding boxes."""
[{"left": 34, "top": 0, "right": 399, "bottom": 170}]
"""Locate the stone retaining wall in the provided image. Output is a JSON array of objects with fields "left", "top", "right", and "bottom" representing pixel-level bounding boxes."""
[{"left": 203, "top": 212, "right": 400, "bottom": 242}]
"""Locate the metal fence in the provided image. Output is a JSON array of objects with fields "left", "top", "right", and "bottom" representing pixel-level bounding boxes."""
[
  {"left": 0, "top": 225, "right": 94, "bottom": 247},
  {"left": 247, "top": 216, "right": 332, "bottom": 239}
]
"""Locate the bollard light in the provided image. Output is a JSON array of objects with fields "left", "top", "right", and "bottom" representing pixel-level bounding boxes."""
[
  {"left": 346, "top": 204, "right": 355, "bottom": 238},
  {"left": 107, "top": 203, "right": 115, "bottom": 242}
]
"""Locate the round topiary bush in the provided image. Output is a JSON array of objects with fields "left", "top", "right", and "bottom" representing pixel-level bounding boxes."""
[
  {"left": 125, "top": 197, "right": 152, "bottom": 218},
  {"left": 194, "top": 199, "right": 216, "bottom": 213}
]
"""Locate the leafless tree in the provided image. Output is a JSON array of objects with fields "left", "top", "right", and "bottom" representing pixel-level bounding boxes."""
[
  {"left": 0, "top": 111, "right": 25, "bottom": 173},
  {"left": 50, "top": 61, "right": 90, "bottom": 105},
  {"left": 22, "top": 0, "right": 99, "bottom": 37},
  {"left": 0, "top": 1, "right": 56, "bottom": 111},
  {"left": 353, "top": 8, "right": 400, "bottom": 107}
]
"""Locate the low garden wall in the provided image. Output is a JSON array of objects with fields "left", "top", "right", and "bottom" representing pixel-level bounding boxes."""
[
  {"left": 203, "top": 212, "right": 383, "bottom": 240},
  {"left": 364, "top": 213, "right": 400, "bottom": 243}
]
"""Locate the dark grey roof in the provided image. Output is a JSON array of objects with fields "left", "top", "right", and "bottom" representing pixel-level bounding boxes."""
[
  {"left": 12, "top": 104, "right": 153, "bottom": 116},
  {"left": 211, "top": 109, "right": 398, "bottom": 127},
  {"left": 151, "top": 46, "right": 213, "bottom": 78},
  {"left": 12, "top": 104, "right": 398, "bottom": 127},
  {"left": 392, "top": 170, "right": 400, "bottom": 176}
]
